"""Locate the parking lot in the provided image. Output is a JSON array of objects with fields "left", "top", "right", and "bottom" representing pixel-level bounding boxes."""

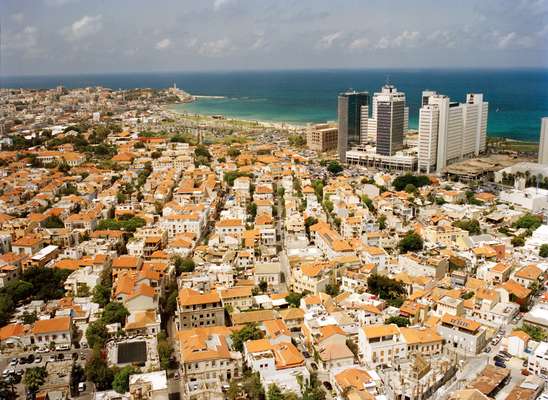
[{"left": 0, "top": 347, "right": 91, "bottom": 398}]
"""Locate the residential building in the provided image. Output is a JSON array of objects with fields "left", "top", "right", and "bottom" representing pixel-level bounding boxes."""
[
  {"left": 539, "top": 117, "right": 548, "bottom": 165},
  {"left": 358, "top": 324, "right": 406, "bottom": 368},
  {"left": 437, "top": 314, "right": 487, "bottom": 355},
  {"left": 178, "top": 327, "right": 242, "bottom": 398},
  {"left": 32, "top": 316, "right": 72, "bottom": 348},
  {"left": 176, "top": 288, "right": 225, "bottom": 331},
  {"left": 418, "top": 91, "right": 488, "bottom": 173},
  {"left": 307, "top": 123, "right": 338, "bottom": 152}
]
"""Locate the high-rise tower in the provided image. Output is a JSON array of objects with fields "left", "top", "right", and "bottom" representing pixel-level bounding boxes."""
[{"left": 338, "top": 91, "right": 369, "bottom": 162}]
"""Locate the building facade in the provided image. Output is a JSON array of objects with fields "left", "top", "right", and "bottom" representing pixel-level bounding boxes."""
[{"left": 338, "top": 91, "right": 369, "bottom": 162}]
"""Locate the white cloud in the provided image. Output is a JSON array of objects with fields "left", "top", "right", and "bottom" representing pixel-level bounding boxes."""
[
  {"left": 427, "top": 30, "right": 457, "bottom": 48},
  {"left": 348, "top": 37, "right": 370, "bottom": 51},
  {"left": 213, "top": 0, "right": 232, "bottom": 11},
  {"left": 316, "top": 32, "right": 343, "bottom": 49},
  {"left": 63, "top": 15, "right": 103, "bottom": 41},
  {"left": 375, "top": 30, "right": 420, "bottom": 49},
  {"left": 2, "top": 26, "right": 38, "bottom": 51},
  {"left": 198, "top": 38, "right": 232, "bottom": 57},
  {"left": 494, "top": 31, "right": 535, "bottom": 49},
  {"left": 155, "top": 38, "right": 172, "bottom": 50},
  {"left": 250, "top": 35, "right": 267, "bottom": 50},
  {"left": 45, "top": 0, "right": 79, "bottom": 6}
]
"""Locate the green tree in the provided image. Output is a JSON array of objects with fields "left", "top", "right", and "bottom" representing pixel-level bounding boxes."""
[
  {"left": 367, "top": 274, "right": 406, "bottom": 304},
  {"left": 247, "top": 202, "right": 258, "bottom": 219},
  {"left": 285, "top": 292, "right": 304, "bottom": 307},
  {"left": 102, "top": 302, "right": 129, "bottom": 325},
  {"left": 195, "top": 145, "right": 212, "bottom": 160},
  {"left": 85, "top": 349, "right": 114, "bottom": 391},
  {"left": 157, "top": 332, "right": 174, "bottom": 371},
  {"left": 404, "top": 184, "right": 417, "bottom": 194},
  {"left": 21, "top": 311, "right": 38, "bottom": 325},
  {"left": 173, "top": 256, "right": 195, "bottom": 274},
  {"left": 539, "top": 244, "right": 548, "bottom": 258},
  {"left": 385, "top": 316, "right": 410, "bottom": 327},
  {"left": 513, "top": 214, "right": 543, "bottom": 232},
  {"left": 231, "top": 323, "right": 263, "bottom": 352},
  {"left": 378, "top": 215, "right": 387, "bottom": 230},
  {"left": 327, "top": 161, "right": 343, "bottom": 174},
  {"left": 86, "top": 321, "right": 109, "bottom": 349},
  {"left": 23, "top": 367, "right": 47, "bottom": 392},
  {"left": 305, "top": 216, "right": 318, "bottom": 238},
  {"left": 112, "top": 366, "right": 136, "bottom": 394},
  {"left": 518, "top": 324, "right": 546, "bottom": 341},
  {"left": 325, "top": 283, "right": 340, "bottom": 296},
  {"left": 398, "top": 231, "right": 424, "bottom": 253},
  {"left": 228, "top": 147, "right": 241, "bottom": 157},
  {"left": 43, "top": 215, "right": 64, "bottom": 229},
  {"left": 267, "top": 384, "right": 285, "bottom": 400},
  {"left": 70, "top": 363, "right": 86, "bottom": 397},
  {"left": 511, "top": 236, "right": 525, "bottom": 247},
  {"left": 392, "top": 174, "right": 430, "bottom": 191},
  {"left": 453, "top": 219, "right": 481, "bottom": 235},
  {"left": 93, "top": 284, "right": 112, "bottom": 308}
]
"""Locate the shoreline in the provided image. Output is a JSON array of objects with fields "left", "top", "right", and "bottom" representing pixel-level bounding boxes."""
[{"left": 165, "top": 103, "right": 307, "bottom": 131}]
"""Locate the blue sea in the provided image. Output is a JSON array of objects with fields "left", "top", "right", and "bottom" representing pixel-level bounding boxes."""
[{"left": 2, "top": 69, "right": 547, "bottom": 142}]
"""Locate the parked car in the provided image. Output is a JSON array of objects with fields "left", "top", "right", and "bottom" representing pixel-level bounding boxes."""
[
  {"left": 495, "top": 361, "right": 506, "bottom": 368},
  {"left": 78, "top": 382, "right": 86, "bottom": 393},
  {"left": 34, "top": 356, "right": 42, "bottom": 364},
  {"left": 9, "top": 358, "right": 17, "bottom": 367},
  {"left": 47, "top": 355, "right": 56, "bottom": 363},
  {"left": 500, "top": 351, "right": 512, "bottom": 358},
  {"left": 523, "top": 360, "right": 529, "bottom": 367},
  {"left": 521, "top": 369, "right": 530, "bottom": 376},
  {"left": 55, "top": 344, "right": 70, "bottom": 351}
]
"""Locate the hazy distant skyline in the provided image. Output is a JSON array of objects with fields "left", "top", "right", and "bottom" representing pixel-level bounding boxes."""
[{"left": 1, "top": 0, "right": 547, "bottom": 76}]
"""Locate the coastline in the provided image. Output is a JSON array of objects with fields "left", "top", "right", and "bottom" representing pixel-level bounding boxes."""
[{"left": 165, "top": 103, "right": 307, "bottom": 131}]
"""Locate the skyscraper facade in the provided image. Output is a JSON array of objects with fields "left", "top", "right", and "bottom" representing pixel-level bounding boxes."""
[
  {"left": 374, "top": 85, "right": 406, "bottom": 156},
  {"left": 418, "top": 91, "right": 488, "bottom": 173},
  {"left": 539, "top": 117, "right": 548, "bottom": 165},
  {"left": 338, "top": 91, "right": 369, "bottom": 162}
]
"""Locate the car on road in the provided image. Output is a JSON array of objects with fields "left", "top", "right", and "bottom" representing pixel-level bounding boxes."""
[
  {"left": 500, "top": 351, "right": 512, "bottom": 358},
  {"left": 484, "top": 346, "right": 491, "bottom": 353},
  {"left": 494, "top": 361, "right": 506, "bottom": 368},
  {"left": 311, "top": 362, "right": 318, "bottom": 370}
]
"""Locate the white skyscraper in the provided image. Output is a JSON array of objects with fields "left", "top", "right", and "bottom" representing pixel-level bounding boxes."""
[
  {"left": 538, "top": 117, "right": 548, "bottom": 165},
  {"left": 418, "top": 91, "right": 488, "bottom": 173}
]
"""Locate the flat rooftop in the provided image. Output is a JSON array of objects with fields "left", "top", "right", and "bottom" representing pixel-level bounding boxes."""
[{"left": 117, "top": 341, "right": 147, "bottom": 365}]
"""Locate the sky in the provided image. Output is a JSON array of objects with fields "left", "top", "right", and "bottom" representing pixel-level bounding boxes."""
[{"left": 1, "top": 0, "right": 547, "bottom": 76}]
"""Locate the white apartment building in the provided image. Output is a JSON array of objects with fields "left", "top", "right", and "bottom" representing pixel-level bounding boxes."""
[
  {"left": 538, "top": 117, "right": 548, "bottom": 165},
  {"left": 528, "top": 341, "right": 548, "bottom": 380},
  {"left": 418, "top": 91, "right": 488, "bottom": 173},
  {"left": 358, "top": 324, "right": 406, "bottom": 368}
]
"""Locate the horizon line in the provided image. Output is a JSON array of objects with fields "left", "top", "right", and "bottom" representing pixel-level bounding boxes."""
[{"left": 2, "top": 66, "right": 548, "bottom": 79}]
